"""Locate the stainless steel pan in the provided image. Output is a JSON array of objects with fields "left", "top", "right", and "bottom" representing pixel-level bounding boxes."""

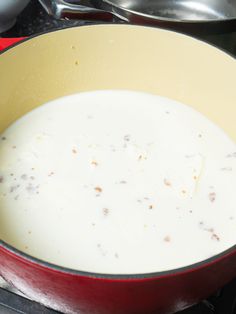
[{"left": 39, "top": 0, "right": 236, "bottom": 24}]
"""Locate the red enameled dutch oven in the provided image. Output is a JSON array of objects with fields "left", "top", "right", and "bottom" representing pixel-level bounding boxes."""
[{"left": 0, "top": 25, "right": 236, "bottom": 314}]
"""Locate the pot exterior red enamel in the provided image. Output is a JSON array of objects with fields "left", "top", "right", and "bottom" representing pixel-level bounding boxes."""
[
  {"left": 1, "top": 26, "right": 236, "bottom": 314},
  {"left": 1, "top": 246, "right": 236, "bottom": 314}
]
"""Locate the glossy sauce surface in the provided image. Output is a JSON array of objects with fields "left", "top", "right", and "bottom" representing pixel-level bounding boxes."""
[{"left": 0, "top": 90, "right": 236, "bottom": 274}]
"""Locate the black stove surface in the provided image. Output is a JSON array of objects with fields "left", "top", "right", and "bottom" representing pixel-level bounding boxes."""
[{"left": 1, "top": 1, "right": 236, "bottom": 313}]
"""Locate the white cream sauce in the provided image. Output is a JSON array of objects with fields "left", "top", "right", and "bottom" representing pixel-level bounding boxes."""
[{"left": 0, "top": 90, "right": 236, "bottom": 274}]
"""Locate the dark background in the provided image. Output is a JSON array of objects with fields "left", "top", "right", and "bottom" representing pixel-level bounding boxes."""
[{"left": 1, "top": 0, "right": 236, "bottom": 57}]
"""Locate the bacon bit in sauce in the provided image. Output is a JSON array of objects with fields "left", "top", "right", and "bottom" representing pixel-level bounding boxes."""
[
  {"left": 199, "top": 221, "right": 204, "bottom": 228},
  {"left": 31, "top": 168, "right": 35, "bottom": 171},
  {"left": 226, "top": 152, "right": 236, "bottom": 158},
  {"left": 28, "top": 231, "right": 32, "bottom": 235},
  {"left": 189, "top": 210, "right": 193, "bottom": 213},
  {"left": 199, "top": 222, "right": 215, "bottom": 233},
  {"left": 211, "top": 233, "right": 220, "bottom": 241},
  {"left": 12, "top": 145, "right": 16, "bottom": 149},
  {"left": 0, "top": 176, "right": 3, "bottom": 183},
  {"left": 164, "top": 178, "right": 172, "bottom": 187},
  {"left": 97, "top": 244, "right": 106, "bottom": 256},
  {"left": 30, "top": 176, "right": 35, "bottom": 180},
  {"left": 103, "top": 208, "right": 109, "bottom": 216},
  {"left": 75, "top": 60, "right": 79, "bottom": 66},
  {"left": 138, "top": 155, "right": 147, "bottom": 161},
  {"left": 200, "top": 223, "right": 216, "bottom": 234},
  {"left": 48, "top": 172, "right": 54, "bottom": 177},
  {"left": 181, "top": 190, "right": 187, "bottom": 195},
  {"left": 21, "top": 174, "right": 28, "bottom": 180},
  {"left": 124, "top": 135, "right": 130, "bottom": 142},
  {"left": 198, "top": 134, "right": 202, "bottom": 138},
  {"left": 10, "top": 185, "right": 20, "bottom": 193},
  {"left": 149, "top": 205, "right": 153, "bottom": 210},
  {"left": 1, "top": 137, "right": 6, "bottom": 141},
  {"left": 10, "top": 173, "right": 14, "bottom": 176},
  {"left": 91, "top": 161, "right": 98, "bottom": 166},
  {"left": 72, "top": 148, "right": 78, "bottom": 154},
  {"left": 24, "top": 246, "right": 28, "bottom": 250},
  {"left": 193, "top": 175, "right": 198, "bottom": 180},
  {"left": 164, "top": 236, "right": 171, "bottom": 243},
  {"left": 95, "top": 186, "right": 102, "bottom": 193},
  {"left": 209, "top": 192, "right": 216, "bottom": 203}
]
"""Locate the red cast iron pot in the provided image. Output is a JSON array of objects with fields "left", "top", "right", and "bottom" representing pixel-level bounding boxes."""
[{"left": 0, "top": 25, "right": 236, "bottom": 314}]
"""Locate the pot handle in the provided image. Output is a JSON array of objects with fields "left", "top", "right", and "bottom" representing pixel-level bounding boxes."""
[
  {"left": 0, "top": 38, "right": 25, "bottom": 51},
  {"left": 39, "top": 0, "right": 128, "bottom": 22}
]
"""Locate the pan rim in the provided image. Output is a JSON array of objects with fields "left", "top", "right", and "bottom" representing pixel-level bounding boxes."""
[
  {"left": 103, "top": 0, "right": 236, "bottom": 23},
  {"left": 1, "top": 239, "right": 236, "bottom": 280},
  {"left": 0, "top": 23, "right": 235, "bottom": 60}
]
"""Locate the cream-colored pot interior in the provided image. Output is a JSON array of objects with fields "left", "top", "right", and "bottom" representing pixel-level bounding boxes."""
[
  {"left": 0, "top": 24, "right": 236, "bottom": 265},
  {"left": 0, "top": 25, "right": 235, "bottom": 139}
]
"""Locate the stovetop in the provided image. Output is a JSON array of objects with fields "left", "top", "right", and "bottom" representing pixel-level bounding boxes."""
[{"left": 0, "top": 1, "right": 236, "bottom": 313}]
